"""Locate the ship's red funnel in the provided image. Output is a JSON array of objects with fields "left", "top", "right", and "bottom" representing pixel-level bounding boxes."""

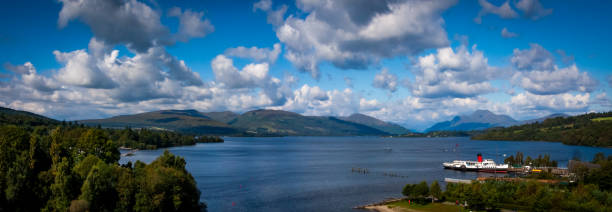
[{"left": 477, "top": 153, "right": 483, "bottom": 162}]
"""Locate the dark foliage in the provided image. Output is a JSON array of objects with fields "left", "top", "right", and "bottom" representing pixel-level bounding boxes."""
[
  {"left": 0, "top": 124, "right": 206, "bottom": 211},
  {"left": 504, "top": 151, "right": 558, "bottom": 168},
  {"left": 441, "top": 153, "right": 612, "bottom": 211},
  {"left": 108, "top": 127, "right": 223, "bottom": 150},
  {"left": 473, "top": 111, "right": 612, "bottom": 147}
]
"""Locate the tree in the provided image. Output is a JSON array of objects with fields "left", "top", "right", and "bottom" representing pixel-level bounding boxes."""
[
  {"left": 78, "top": 161, "right": 117, "bottom": 212},
  {"left": 430, "top": 181, "right": 441, "bottom": 203},
  {"left": 134, "top": 151, "right": 202, "bottom": 212},
  {"left": 402, "top": 184, "right": 415, "bottom": 197}
]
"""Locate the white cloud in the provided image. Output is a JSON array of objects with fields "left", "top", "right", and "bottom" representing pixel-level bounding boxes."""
[
  {"left": 474, "top": 0, "right": 518, "bottom": 24},
  {"left": 276, "top": 0, "right": 455, "bottom": 78},
  {"left": 501, "top": 27, "right": 518, "bottom": 38},
  {"left": 167, "top": 7, "right": 214, "bottom": 42},
  {"left": 58, "top": 0, "right": 170, "bottom": 52},
  {"left": 515, "top": 0, "right": 552, "bottom": 20},
  {"left": 272, "top": 84, "right": 372, "bottom": 116},
  {"left": 4, "top": 62, "right": 36, "bottom": 75},
  {"left": 511, "top": 92, "right": 590, "bottom": 112},
  {"left": 224, "top": 43, "right": 282, "bottom": 64},
  {"left": 511, "top": 44, "right": 597, "bottom": 95},
  {"left": 0, "top": 62, "right": 61, "bottom": 92},
  {"left": 372, "top": 68, "right": 398, "bottom": 92},
  {"left": 511, "top": 65, "right": 597, "bottom": 95},
  {"left": 53, "top": 41, "right": 117, "bottom": 89},
  {"left": 253, "top": 0, "right": 288, "bottom": 26},
  {"left": 211, "top": 55, "right": 270, "bottom": 89},
  {"left": 58, "top": 0, "right": 212, "bottom": 52},
  {"left": 511, "top": 43, "right": 554, "bottom": 71},
  {"left": 408, "top": 44, "right": 499, "bottom": 98}
]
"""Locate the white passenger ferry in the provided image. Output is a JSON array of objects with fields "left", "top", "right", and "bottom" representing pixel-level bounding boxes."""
[{"left": 443, "top": 153, "right": 509, "bottom": 173}]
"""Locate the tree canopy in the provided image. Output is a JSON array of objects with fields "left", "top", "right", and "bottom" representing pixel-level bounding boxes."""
[{"left": 0, "top": 124, "right": 206, "bottom": 212}]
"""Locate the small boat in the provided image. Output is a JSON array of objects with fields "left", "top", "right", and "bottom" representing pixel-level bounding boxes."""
[{"left": 443, "top": 153, "right": 509, "bottom": 172}]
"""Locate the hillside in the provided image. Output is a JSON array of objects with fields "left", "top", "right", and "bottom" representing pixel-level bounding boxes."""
[
  {"left": 472, "top": 111, "right": 612, "bottom": 147},
  {"left": 519, "top": 113, "right": 568, "bottom": 125},
  {"left": 337, "top": 113, "right": 410, "bottom": 134},
  {"left": 426, "top": 110, "right": 517, "bottom": 132},
  {"left": 80, "top": 109, "right": 238, "bottom": 135},
  {"left": 228, "top": 109, "right": 388, "bottom": 136},
  {"left": 201, "top": 111, "right": 239, "bottom": 123},
  {"left": 0, "top": 106, "right": 59, "bottom": 126}
]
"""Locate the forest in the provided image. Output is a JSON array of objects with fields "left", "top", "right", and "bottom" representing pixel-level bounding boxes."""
[
  {"left": 472, "top": 111, "right": 612, "bottom": 147},
  {"left": 0, "top": 107, "right": 209, "bottom": 211},
  {"left": 106, "top": 127, "right": 223, "bottom": 150},
  {"left": 402, "top": 153, "right": 612, "bottom": 211},
  {"left": 0, "top": 124, "right": 206, "bottom": 212}
]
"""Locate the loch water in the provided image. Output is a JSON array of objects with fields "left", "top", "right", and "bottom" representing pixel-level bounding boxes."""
[{"left": 120, "top": 137, "right": 612, "bottom": 212}]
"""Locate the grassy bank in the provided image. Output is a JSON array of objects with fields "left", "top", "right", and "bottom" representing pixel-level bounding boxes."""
[{"left": 386, "top": 201, "right": 466, "bottom": 212}]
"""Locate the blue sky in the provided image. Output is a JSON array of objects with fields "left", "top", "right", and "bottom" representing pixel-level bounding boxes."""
[{"left": 0, "top": 0, "right": 611, "bottom": 131}]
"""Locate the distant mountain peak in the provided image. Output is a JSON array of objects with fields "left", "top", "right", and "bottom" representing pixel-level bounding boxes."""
[
  {"left": 426, "top": 110, "right": 517, "bottom": 132},
  {"left": 338, "top": 113, "right": 410, "bottom": 135}
]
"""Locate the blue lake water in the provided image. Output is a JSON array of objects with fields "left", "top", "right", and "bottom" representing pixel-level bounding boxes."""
[{"left": 120, "top": 137, "right": 612, "bottom": 212}]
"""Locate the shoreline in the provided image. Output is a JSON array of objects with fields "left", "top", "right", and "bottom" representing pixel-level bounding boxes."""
[{"left": 354, "top": 197, "right": 406, "bottom": 210}]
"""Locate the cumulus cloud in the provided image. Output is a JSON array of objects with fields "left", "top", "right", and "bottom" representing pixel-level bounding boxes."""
[
  {"left": 511, "top": 92, "right": 590, "bottom": 112},
  {"left": 555, "top": 49, "right": 575, "bottom": 65},
  {"left": 211, "top": 55, "right": 270, "bottom": 89},
  {"left": 210, "top": 52, "right": 297, "bottom": 106},
  {"left": 511, "top": 43, "right": 554, "bottom": 71},
  {"left": 3, "top": 62, "right": 60, "bottom": 92},
  {"left": 275, "top": 0, "right": 455, "bottom": 78},
  {"left": 53, "top": 41, "right": 117, "bottom": 89},
  {"left": 511, "top": 65, "right": 597, "bottom": 95},
  {"left": 58, "top": 0, "right": 170, "bottom": 52},
  {"left": 224, "top": 43, "right": 282, "bottom": 64},
  {"left": 511, "top": 44, "right": 597, "bottom": 95},
  {"left": 609, "top": 75, "right": 612, "bottom": 88},
  {"left": 474, "top": 0, "right": 518, "bottom": 24},
  {"left": 253, "top": 0, "right": 288, "bottom": 26},
  {"left": 501, "top": 27, "right": 518, "bottom": 38},
  {"left": 372, "top": 69, "right": 398, "bottom": 92},
  {"left": 408, "top": 44, "right": 499, "bottom": 98},
  {"left": 515, "top": 0, "right": 552, "bottom": 20},
  {"left": 4, "top": 62, "right": 36, "bottom": 75},
  {"left": 272, "top": 84, "right": 368, "bottom": 116},
  {"left": 58, "top": 0, "right": 212, "bottom": 52},
  {"left": 167, "top": 7, "right": 214, "bottom": 42}
]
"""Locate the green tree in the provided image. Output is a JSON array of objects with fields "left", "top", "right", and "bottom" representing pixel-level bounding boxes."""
[
  {"left": 430, "top": 181, "right": 441, "bottom": 203},
  {"left": 134, "top": 151, "right": 202, "bottom": 212},
  {"left": 402, "top": 184, "right": 415, "bottom": 197},
  {"left": 78, "top": 161, "right": 118, "bottom": 212}
]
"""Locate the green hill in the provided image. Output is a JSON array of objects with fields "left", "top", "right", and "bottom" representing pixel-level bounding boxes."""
[
  {"left": 0, "top": 106, "right": 59, "bottom": 126},
  {"left": 80, "top": 109, "right": 238, "bottom": 135},
  {"left": 337, "top": 113, "right": 410, "bottom": 135},
  {"left": 79, "top": 109, "right": 398, "bottom": 136},
  {"left": 228, "top": 109, "right": 388, "bottom": 136},
  {"left": 472, "top": 111, "right": 612, "bottom": 147},
  {"left": 201, "top": 111, "right": 239, "bottom": 123}
]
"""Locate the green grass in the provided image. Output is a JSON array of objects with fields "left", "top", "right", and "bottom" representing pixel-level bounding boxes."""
[
  {"left": 592, "top": 117, "right": 612, "bottom": 122},
  {"left": 387, "top": 201, "right": 468, "bottom": 212}
]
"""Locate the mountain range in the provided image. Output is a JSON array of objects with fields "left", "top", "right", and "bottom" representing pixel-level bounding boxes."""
[
  {"left": 425, "top": 110, "right": 567, "bottom": 132},
  {"left": 1, "top": 106, "right": 569, "bottom": 136},
  {"left": 79, "top": 109, "right": 409, "bottom": 136}
]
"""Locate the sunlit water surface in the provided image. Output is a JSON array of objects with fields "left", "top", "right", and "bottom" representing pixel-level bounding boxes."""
[{"left": 120, "top": 137, "right": 612, "bottom": 212}]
